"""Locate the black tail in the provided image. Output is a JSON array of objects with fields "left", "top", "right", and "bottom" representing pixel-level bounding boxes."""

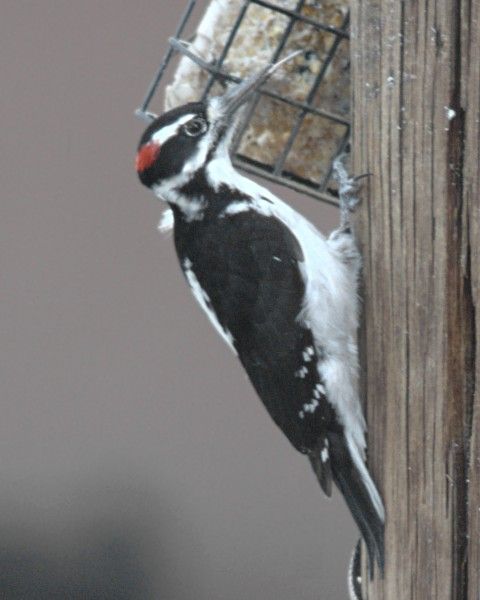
[{"left": 327, "top": 431, "right": 384, "bottom": 577}]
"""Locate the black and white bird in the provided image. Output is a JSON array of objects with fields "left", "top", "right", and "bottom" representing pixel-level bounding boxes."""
[{"left": 135, "top": 54, "right": 384, "bottom": 578}]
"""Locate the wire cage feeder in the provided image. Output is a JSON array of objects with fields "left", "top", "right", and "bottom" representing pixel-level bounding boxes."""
[{"left": 137, "top": 0, "right": 351, "bottom": 206}]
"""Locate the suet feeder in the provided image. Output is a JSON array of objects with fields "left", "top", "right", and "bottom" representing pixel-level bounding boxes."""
[{"left": 136, "top": 0, "right": 350, "bottom": 206}]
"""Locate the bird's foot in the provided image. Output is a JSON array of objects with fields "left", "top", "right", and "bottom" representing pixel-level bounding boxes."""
[{"left": 332, "top": 155, "right": 370, "bottom": 232}]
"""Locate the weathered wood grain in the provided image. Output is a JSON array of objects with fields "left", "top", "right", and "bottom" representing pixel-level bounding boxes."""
[
  {"left": 461, "top": 2, "right": 480, "bottom": 598},
  {"left": 350, "top": 1, "right": 479, "bottom": 598}
]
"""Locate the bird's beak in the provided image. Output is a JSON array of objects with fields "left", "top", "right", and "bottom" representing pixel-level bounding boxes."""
[
  {"left": 215, "top": 50, "right": 302, "bottom": 118},
  {"left": 169, "top": 38, "right": 300, "bottom": 120}
]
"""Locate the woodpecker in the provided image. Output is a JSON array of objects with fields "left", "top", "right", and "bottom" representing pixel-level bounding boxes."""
[{"left": 135, "top": 55, "right": 385, "bottom": 579}]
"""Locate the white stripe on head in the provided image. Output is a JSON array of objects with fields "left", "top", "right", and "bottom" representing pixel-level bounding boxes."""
[
  {"left": 151, "top": 114, "right": 195, "bottom": 145},
  {"left": 154, "top": 120, "right": 214, "bottom": 206}
]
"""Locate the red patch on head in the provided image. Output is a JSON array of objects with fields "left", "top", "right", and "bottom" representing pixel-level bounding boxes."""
[{"left": 135, "top": 142, "right": 161, "bottom": 173}]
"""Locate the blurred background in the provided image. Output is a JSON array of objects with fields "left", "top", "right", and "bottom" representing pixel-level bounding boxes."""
[{"left": 1, "top": 2, "right": 356, "bottom": 598}]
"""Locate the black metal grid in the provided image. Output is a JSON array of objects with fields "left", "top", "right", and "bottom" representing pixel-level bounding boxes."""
[{"left": 137, "top": 0, "right": 350, "bottom": 205}]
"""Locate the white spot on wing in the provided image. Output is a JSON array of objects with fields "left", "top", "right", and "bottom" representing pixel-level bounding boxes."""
[
  {"left": 295, "top": 366, "right": 308, "bottom": 379},
  {"left": 220, "top": 201, "right": 251, "bottom": 217},
  {"left": 303, "top": 398, "right": 319, "bottom": 414},
  {"left": 321, "top": 447, "right": 329, "bottom": 463},
  {"left": 302, "top": 346, "right": 314, "bottom": 362},
  {"left": 183, "top": 258, "right": 237, "bottom": 355}
]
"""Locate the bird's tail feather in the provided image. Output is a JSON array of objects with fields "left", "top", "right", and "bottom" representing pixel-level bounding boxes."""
[
  {"left": 327, "top": 431, "right": 385, "bottom": 577},
  {"left": 348, "top": 539, "right": 363, "bottom": 600}
]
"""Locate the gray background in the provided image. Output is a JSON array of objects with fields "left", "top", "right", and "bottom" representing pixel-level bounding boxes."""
[{"left": 1, "top": 2, "right": 356, "bottom": 598}]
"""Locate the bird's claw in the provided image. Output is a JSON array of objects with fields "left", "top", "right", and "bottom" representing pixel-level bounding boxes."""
[{"left": 333, "top": 156, "right": 370, "bottom": 231}]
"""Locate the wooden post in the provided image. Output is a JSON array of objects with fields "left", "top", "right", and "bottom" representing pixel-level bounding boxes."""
[{"left": 350, "top": 1, "right": 479, "bottom": 598}]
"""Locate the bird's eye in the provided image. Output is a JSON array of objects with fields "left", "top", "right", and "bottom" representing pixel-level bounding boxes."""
[{"left": 183, "top": 117, "right": 208, "bottom": 137}]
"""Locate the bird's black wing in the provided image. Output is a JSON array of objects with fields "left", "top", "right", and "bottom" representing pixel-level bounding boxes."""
[{"left": 175, "top": 208, "right": 340, "bottom": 495}]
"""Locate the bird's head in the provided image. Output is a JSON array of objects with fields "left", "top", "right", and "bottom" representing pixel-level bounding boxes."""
[{"left": 135, "top": 52, "right": 298, "bottom": 198}]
